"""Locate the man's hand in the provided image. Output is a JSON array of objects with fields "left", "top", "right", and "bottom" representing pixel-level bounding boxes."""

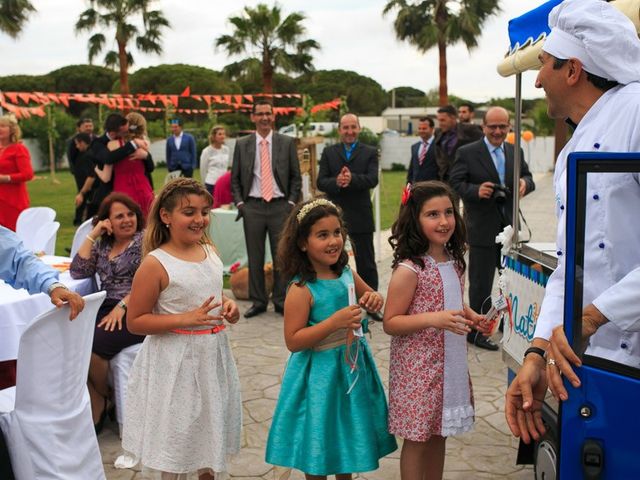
[
  {"left": 546, "top": 304, "right": 607, "bottom": 401},
  {"left": 519, "top": 178, "right": 527, "bottom": 197},
  {"left": 337, "top": 166, "right": 351, "bottom": 188},
  {"left": 50, "top": 288, "right": 85, "bottom": 320},
  {"left": 74, "top": 192, "right": 84, "bottom": 207},
  {"left": 505, "top": 353, "right": 548, "bottom": 444},
  {"left": 478, "top": 181, "right": 495, "bottom": 199}
]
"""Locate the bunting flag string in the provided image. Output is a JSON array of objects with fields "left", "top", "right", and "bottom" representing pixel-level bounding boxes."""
[{"left": 0, "top": 90, "right": 339, "bottom": 118}]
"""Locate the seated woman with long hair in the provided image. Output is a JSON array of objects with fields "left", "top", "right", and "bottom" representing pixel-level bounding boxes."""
[{"left": 70, "top": 192, "right": 146, "bottom": 432}]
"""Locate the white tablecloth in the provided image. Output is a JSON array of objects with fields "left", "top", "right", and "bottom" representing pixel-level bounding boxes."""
[
  {"left": 0, "top": 256, "right": 96, "bottom": 362},
  {"left": 209, "top": 208, "right": 272, "bottom": 273}
]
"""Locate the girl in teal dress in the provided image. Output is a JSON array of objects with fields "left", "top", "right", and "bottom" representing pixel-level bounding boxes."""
[{"left": 265, "top": 198, "right": 397, "bottom": 479}]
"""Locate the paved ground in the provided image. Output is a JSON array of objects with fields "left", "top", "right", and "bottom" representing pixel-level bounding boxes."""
[{"left": 99, "top": 172, "right": 557, "bottom": 479}]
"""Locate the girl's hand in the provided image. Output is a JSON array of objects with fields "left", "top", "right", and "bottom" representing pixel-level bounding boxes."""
[
  {"left": 221, "top": 298, "right": 240, "bottom": 324},
  {"left": 359, "top": 291, "right": 384, "bottom": 313},
  {"left": 181, "top": 295, "right": 223, "bottom": 327},
  {"left": 430, "top": 309, "right": 473, "bottom": 335},
  {"left": 330, "top": 304, "right": 363, "bottom": 331},
  {"left": 134, "top": 138, "right": 150, "bottom": 150},
  {"left": 97, "top": 305, "right": 125, "bottom": 332},
  {"left": 464, "top": 304, "right": 490, "bottom": 334},
  {"left": 90, "top": 219, "right": 112, "bottom": 238}
]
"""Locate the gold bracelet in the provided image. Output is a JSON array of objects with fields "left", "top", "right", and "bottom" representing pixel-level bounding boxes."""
[{"left": 86, "top": 234, "right": 96, "bottom": 244}]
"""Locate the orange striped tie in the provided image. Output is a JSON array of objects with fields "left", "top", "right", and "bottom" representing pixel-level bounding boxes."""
[{"left": 260, "top": 139, "right": 274, "bottom": 202}]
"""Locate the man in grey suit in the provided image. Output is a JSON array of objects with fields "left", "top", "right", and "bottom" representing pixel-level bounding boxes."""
[
  {"left": 450, "top": 106, "right": 535, "bottom": 350},
  {"left": 231, "top": 100, "right": 302, "bottom": 318}
]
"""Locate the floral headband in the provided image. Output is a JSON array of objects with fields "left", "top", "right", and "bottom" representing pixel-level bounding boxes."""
[
  {"left": 401, "top": 183, "right": 412, "bottom": 205},
  {"left": 296, "top": 198, "right": 337, "bottom": 223}
]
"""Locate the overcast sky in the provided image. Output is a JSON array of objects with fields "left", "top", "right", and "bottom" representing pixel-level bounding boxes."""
[{"left": 1, "top": 0, "right": 545, "bottom": 102}]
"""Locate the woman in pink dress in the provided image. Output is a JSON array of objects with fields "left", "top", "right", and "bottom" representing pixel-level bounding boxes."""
[{"left": 96, "top": 112, "right": 154, "bottom": 217}]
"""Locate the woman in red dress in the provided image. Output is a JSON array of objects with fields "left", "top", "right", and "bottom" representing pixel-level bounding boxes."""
[
  {"left": 95, "top": 112, "right": 155, "bottom": 217},
  {"left": 0, "top": 115, "right": 34, "bottom": 231}
]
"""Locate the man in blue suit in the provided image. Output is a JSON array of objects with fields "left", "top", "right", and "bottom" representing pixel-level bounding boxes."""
[
  {"left": 166, "top": 118, "right": 197, "bottom": 178},
  {"left": 406, "top": 117, "right": 438, "bottom": 184}
]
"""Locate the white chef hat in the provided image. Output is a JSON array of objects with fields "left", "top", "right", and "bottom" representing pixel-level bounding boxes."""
[{"left": 543, "top": 0, "right": 640, "bottom": 85}]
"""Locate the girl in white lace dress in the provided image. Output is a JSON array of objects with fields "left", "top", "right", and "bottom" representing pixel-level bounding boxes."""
[
  {"left": 122, "top": 178, "right": 241, "bottom": 479},
  {"left": 384, "top": 182, "right": 487, "bottom": 480}
]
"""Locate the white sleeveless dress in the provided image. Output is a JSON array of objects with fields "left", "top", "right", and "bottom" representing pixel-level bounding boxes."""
[{"left": 121, "top": 245, "right": 242, "bottom": 475}]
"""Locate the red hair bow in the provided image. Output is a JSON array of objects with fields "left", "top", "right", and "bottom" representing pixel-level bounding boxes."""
[{"left": 401, "top": 183, "right": 412, "bottom": 205}]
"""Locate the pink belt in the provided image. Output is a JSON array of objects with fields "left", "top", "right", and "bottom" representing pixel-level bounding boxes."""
[{"left": 172, "top": 324, "right": 226, "bottom": 335}]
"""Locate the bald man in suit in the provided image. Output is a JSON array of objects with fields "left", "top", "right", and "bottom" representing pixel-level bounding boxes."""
[{"left": 450, "top": 106, "right": 535, "bottom": 350}]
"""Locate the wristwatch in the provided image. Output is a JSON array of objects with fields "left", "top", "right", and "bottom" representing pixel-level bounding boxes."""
[
  {"left": 118, "top": 300, "right": 127, "bottom": 312},
  {"left": 523, "top": 346, "right": 546, "bottom": 362},
  {"left": 47, "top": 282, "right": 69, "bottom": 295}
]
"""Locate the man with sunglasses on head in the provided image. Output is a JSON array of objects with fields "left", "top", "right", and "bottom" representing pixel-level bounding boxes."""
[{"left": 450, "top": 106, "right": 535, "bottom": 351}]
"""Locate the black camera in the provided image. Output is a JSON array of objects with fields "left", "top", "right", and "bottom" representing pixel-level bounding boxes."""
[{"left": 491, "top": 183, "right": 510, "bottom": 203}]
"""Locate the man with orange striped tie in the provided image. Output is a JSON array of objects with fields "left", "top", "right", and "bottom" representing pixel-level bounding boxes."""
[{"left": 231, "top": 100, "right": 302, "bottom": 318}]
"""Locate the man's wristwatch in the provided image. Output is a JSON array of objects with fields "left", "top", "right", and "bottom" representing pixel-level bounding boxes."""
[
  {"left": 118, "top": 300, "right": 127, "bottom": 312},
  {"left": 523, "top": 346, "right": 546, "bottom": 362},
  {"left": 47, "top": 282, "right": 69, "bottom": 295}
]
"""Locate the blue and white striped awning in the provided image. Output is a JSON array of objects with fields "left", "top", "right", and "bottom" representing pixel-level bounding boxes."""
[
  {"left": 497, "top": 0, "right": 640, "bottom": 77},
  {"left": 497, "top": 0, "right": 562, "bottom": 77},
  {"left": 507, "top": 0, "right": 562, "bottom": 55}
]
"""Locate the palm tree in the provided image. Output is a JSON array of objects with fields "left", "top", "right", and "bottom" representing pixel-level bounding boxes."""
[
  {"left": 384, "top": 0, "right": 500, "bottom": 106},
  {"left": 75, "top": 0, "right": 170, "bottom": 97},
  {"left": 0, "top": 0, "right": 36, "bottom": 38},
  {"left": 215, "top": 3, "right": 320, "bottom": 94}
]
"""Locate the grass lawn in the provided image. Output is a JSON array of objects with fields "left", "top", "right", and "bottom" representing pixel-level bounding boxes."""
[{"left": 27, "top": 168, "right": 407, "bottom": 257}]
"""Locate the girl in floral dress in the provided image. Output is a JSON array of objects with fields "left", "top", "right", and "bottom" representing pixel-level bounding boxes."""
[{"left": 383, "top": 181, "right": 486, "bottom": 480}]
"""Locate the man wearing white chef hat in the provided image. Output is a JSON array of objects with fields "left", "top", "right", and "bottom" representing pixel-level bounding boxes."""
[{"left": 505, "top": 0, "right": 640, "bottom": 444}]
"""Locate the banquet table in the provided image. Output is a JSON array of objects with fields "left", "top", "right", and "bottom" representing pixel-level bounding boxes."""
[
  {"left": 209, "top": 208, "right": 272, "bottom": 273},
  {"left": 0, "top": 255, "right": 96, "bottom": 363}
]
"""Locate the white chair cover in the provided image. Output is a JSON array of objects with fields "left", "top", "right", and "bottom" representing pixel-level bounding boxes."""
[
  {"left": 20, "top": 221, "right": 60, "bottom": 255},
  {"left": 15, "top": 207, "right": 56, "bottom": 243},
  {"left": 39, "top": 221, "right": 60, "bottom": 255},
  {"left": 0, "top": 387, "right": 15, "bottom": 413},
  {"left": 164, "top": 169, "right": 182, "bottom": 184},
  {"left": 108, "top": 342, "right": 142, "bottom": 437},
  {"left": 71, "top": 218, "right": 95, "bottom": 259},
  {"left": 0, "top": 291, "right": 107, "bottom": 480}
]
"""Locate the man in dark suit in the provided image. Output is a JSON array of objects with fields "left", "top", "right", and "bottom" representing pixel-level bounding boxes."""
[
  {"left": 450, "top": 106, "right": 535, "bottom": 350},
  {"left": 67, "top": 118, "right": 95, "bottom": 225},
  {"left": 434, "top": 105, "right": 483, "bottom": 182},
  {"left": 231, "top": 100, "right": 301, "bottom": 318},
  {"left": 166, "top": 118, "right": 197, "bottom": 178},
  {"left": 457, "top": 103, "right": 476, "bottom": 124},
  {"left": 317, "top": 113, "right": 379, "bottom": 290},
  {"left": 407, "top": 116, "right": 438, "bottom": 184},
  {"left": 84, "top": 113, "right": 149, "bottom": 218}
]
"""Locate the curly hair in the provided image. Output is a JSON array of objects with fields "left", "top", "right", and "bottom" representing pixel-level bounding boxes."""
[
  {"left": 144, "top": 178, "right": 213, "bottom": 255},
  {"left": 125, "top": 112, "right": 147, "bottom": 140},
  {"left": 0, "top": 115, "right": 22, "bottom": 143},
  {"left": 93, "top": 192, "right": 145, "bottom": 243},
  {"left": 277, "top": 198, "right": 349, "bottom": 285},
  {"left": 389, "top": 181, "right": 467, "bottom": 272}
]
